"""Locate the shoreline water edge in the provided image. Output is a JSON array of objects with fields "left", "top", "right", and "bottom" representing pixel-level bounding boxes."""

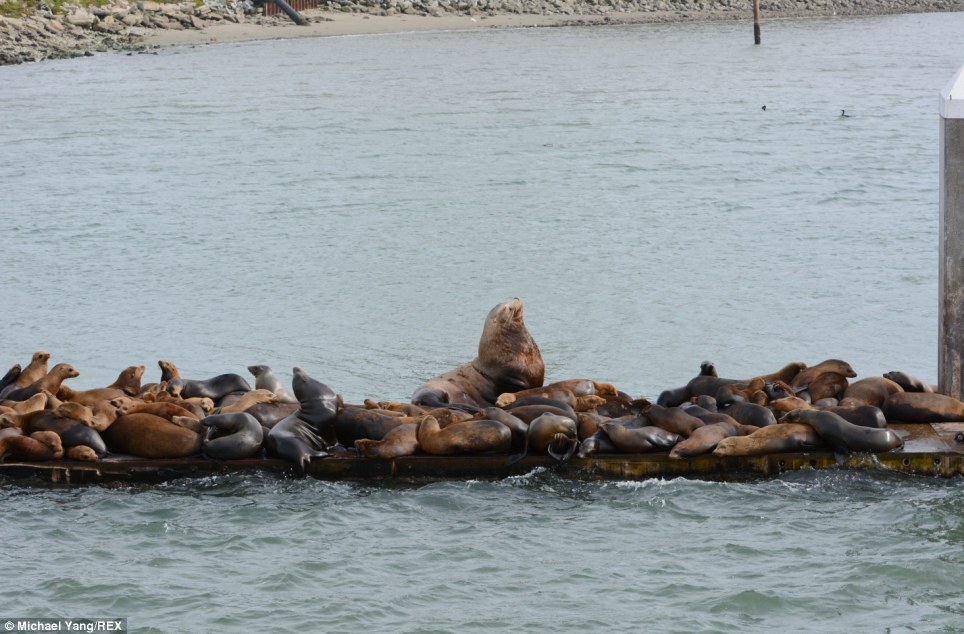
[{"left": 1, "top": 0, "right": 963, "bottom": 66}]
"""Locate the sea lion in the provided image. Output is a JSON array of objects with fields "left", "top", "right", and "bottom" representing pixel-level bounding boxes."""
[
  {"left": 839, "top": 376, "right": 904, "bottom": 408},
  {"left": 480, "top": 406, "right": 529, "bottom": 449},
  {"left": 599, "top": 421, "right": 679, "bottom": 453},
  {"left": 803, "top": 372, "right": 851, "bottom": 403},
  {"left": 495, "top": 379, "right": 616, "bottom": 408},
  {"left": 364, "top": 399, "right": 427, "bottom": 417},
  {"left": 110, "top": 396, "right": 199, "bottom": 423},
  {"left": 768, "top": 397, "right": 813, "bottom": 415},
  {"left": 158, "top": 359, "right": 181, "bottom": 382},
  {"left": 167, "top": 372, "right": 252, "bottom": 403},
  {"left": 2, "top": 363, "right": 79, "bottom": 402},
  {"left": 882, "top": 371, "right": 937, "bottom": 394},
  {"left": 201, "top": 412, "right": 264, "bottom": 460},
  {"left": 720, "top": 401, "right": 777, "bottom": 428},
  {"left": 65, "top": 445, "right": 98, "bottom": 461},
  {"left": 57, "top": 365, "right": 145, "bottom": 406},
  {"left": 712, "top": 423, "right": 823, "bottom": 457},
  {"left": 753, "top": 361, "right": 807, "bottom": 385},
  {"left": 505, "top": 396, "right": 577, "bottom": 419},
  {"left": 335, "top": 407, "right": 414, "bottom": 447},
  {"left": 882, "top": 392, "right": 964, "bottom": 423},
  {"left": 9, "top": 351, "right": 50, "bottom": 390},
  {"left": 416, "top": 415, "right": 512, "bottom": 456},
  {"left": 266, "top": 368, "right": 340, "bottom": 475},
  {"left": 0, "top": 431, "right": 63, "bottom": 462},
  {"left": 20, "top": 409, "right": 107, "bottom": 456},
  {"left": 644, "top": 403, "right": 705, "bottom": 438},
  {"left": 502, "top": 404, "right": 577, "bottom": 424},
  {"left": 54, "top": 400, "right": 118, "bottom": 433},
  {"left": 412, "top": 298, "right": 545, "bottom": 410},
  {"left": 0, "top": 392, "right": 48, "bottom": 419},
  {"left": 247, "top": 365, "right": 297, "bottom": 403},
  {"left": 245, "top": 401, "right": 300, "bottom": 429},
  {"left": 218, "top": 389, "right": 279, "bottom": 413},
  {"left": 576, "top": 430, "right": 619, "bottom": 459},
  {"left": 782, "top": 409, "right": 903, "bottom": 453},
  {"left": 668, "top": 421, "right": 758, "bottom": 459},
  {"left": 0, "top": 364, "right": 21, "bottom": 397},
  {"left": 506, "top": 412, "right": 578, "bottom": 464},
  {"left": 790, "top": 359, "right": 857, "bottom": 390},
  {"left": 355, "top": 423, "right": 419, "bottom": 460},
  {"left": 822, "top": 405, "right": 888, "bottom": 429},
  {"left": 764, "top": 381, "right": 797, "bottom": 402},
  {"left": 103, "top": 413, "right": 201, "bottom": 458}
]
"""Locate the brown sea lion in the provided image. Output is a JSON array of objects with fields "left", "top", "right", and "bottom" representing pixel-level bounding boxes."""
[
  {"left": 720, "top": 401, "right": 777, "bottom": 428},
  {"left": 363, "top": 399, "right": 426, "bottom": 417},
  {"left": 65, "top": 445, "right": 99, "bottom": 461},
  {"left": 480, "top": 407, "right": 529, "bottom": 449},
  {"left": 3, "top": 363, "right": 79, "bottom": 402},
  {"left": 219, "top": 389, "right": 279, "bottom": 413},
  {"left": 413, "top": 298, "right": 545, "bottom": 410},
  {"left": 768, "top": 397, "right": 813, "bottom": 415},
  {"left": 0, "top": 392, "right": 48, "bottom": 418},
  {"left": 495, "top": 379, "right": 616, "bottom": 408},
  {"left": 12, "top": 351, "right": 50, "bottom": 388},
  {"left": 54, "top": 400, "right": 118, "bottom": 433},
  {"left": 790, "top": 359, "right": 857, "bottom": 389},
  {"left": 503, "top": 403, "right": 577, "bottom": 424},
  {"left": 103, "top": 413, "right": 201, "bottom": 458},
  {"left": 110, "top": 396, "right": 199, "bottom": 422},
  {"left": 882, "top": 392, "right": 964, "bottom": 423},
  {"left": 416, "top": 415, "right": 512, "bottom": 456},
  {"left": 752, "top": 361, "right": 807, "bottom": 385},
  {"left": 782, "top": 409, "right": 903, "bottom": 453},
  {"left": 247, "top": 364, "right": 297, "bottom": 404},
  {"left": 355, "top": 423, "right": 419, "bottom": 460},
  {"left": 56, "top": 365, "right": 145, "bottom": 406},
  {"left": 335, "top": 407, "right": 415, "bottom": 446},
  {"left": 506, "top": 412, "right": 579, "bottom": 463},
  {"left": 599, "top": 421, "right": 680, "bottom": 453},
  {"left": 803, "top": 372, "right": 851, "bottom": 403},
  {"left": 712, "top": 423, "right": 823, "bottom": 457},
  {"left": 839, "top": 377, "right": 904, "bottom": 408},
  {"left": 0, "top": 431, "right": 63, "bottom": 462},
  {"left": 668, "top": 421, "right": 757, "bottom": 459},
  {"left": 882, "top": 371, "right": 937, "bottom": 394}
]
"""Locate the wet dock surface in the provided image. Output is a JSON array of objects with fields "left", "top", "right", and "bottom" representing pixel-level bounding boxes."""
[{"left": 1, "top": 424, "right": 961, "bottom": 485}]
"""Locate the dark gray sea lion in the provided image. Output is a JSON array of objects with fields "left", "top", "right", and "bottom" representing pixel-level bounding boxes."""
[
  {"left": 21, "top": 409, "right": 108, "bottom": 456},
  {"left": 506, "top": 412, "right": 578, "bottom": 464},
  {"left": 720, "top": 401, "right": 777, "bottom": 428},
  {"left": 823, "top": 405, "right": 888, "bottom": 429},
  {"left": 201, "top": 412, "right": 264, "bottom": 460},
  {"left": 167, "top": 373, "right": 252, "bottom": 404},
  {"left": 782, "top": 409, "right": 903, "bottom": 454},
  {"left": 502, "top": 404, "right": 576, "bottom": 424},
  {"left": 644, "top": 403, "right": 705, "bottom": 438},
  {"left": 0, "top": 351, "right": 49, "bottom": 399},
  {"left": 416, "top": 415, "right": 512, "bottom": 456},
  {"left": 0, "top": 364, "right": 21, "bottom": 397},
  {"left": 669, "top": 421, "right": 756, "bottom": 459},
  {"left": 412, "top": 298, "right": 545, "bottom": 410},
  {"left": 244, "top": 402, "right": 299, "bottom": 429},
  {"left": 882, "top": 371, "right": 937, "bottom": 394},
  {"left": 355, "top": 423, "right": 419, "bottom": 459},
  {"left": 882, "top": 392, "right": 964, "bottom": 423},
  {"left": 247, "top": 365, "right": 297, "bottom": 403},
  {"left": 712, "top": 423, "right": 823, "bottom": 457},
  {"left": 481, "top": 406, "right": 529, "bottom": 449},
  {"left": 599, "top": 421, "right": 680, "bottom": 453},
  {"left": 505, "top": 396, "right": 577, "bottom": 420},
  {"left": 576, "top": 430, "right": 619, "bottom": 459},
  {"left": 495, "top": 379, "right": 614, "bottom": 408},
  {"left": 267, "top": 367, "right": 340, "bottom": 475}
]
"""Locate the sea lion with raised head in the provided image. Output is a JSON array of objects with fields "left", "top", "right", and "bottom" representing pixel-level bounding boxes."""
[
  {"left": 266, "top": 368, "right": 340, "bottom": 475},
  {"left": 412, "top": 298, "right": 545, "bottom": 411},
  {"left": 58, "top": 365, "right": 145, "bottom": 406},
  {"left": 247, "top": 365, "right": 297, "bottom": 403},
  {"left": 201, "top": 412, "right": 264, "bottom": 460},
  {"left": 3, "top": 363, "right": 78, "bottom": 403}
]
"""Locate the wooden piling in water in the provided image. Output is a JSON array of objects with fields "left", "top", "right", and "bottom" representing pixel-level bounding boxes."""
[
  {"left": 940, "top": 66, "right": 964, "bottom": 399},
  {"left": 753, "top": 0, "right": 761, "bottom": 45}
]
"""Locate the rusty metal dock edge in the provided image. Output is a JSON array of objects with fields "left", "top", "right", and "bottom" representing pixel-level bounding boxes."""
[{"left": 0, "top": 423, "right": 961, "bottom": 485}]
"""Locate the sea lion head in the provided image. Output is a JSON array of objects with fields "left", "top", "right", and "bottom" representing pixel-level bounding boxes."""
[
  {"left": 31, "top": 351, "right": 51, "bottom": 365},
  {"left": 247, "top": 365, "right": 268, "bottom": 377},
  {"left": 53, "top": 364, "right": 79, "bottom": 380},
  {"left": 30, "top": 430, "right": 64, "bottom": 459}
]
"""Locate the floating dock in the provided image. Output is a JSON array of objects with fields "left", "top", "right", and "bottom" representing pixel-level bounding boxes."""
[{"left": 1, "top": 423, "right": 961, "bottom": 485}]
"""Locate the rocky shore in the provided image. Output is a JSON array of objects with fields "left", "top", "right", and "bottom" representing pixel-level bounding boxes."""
[{"left": 2, "top": 0, "right": 963, "bottom": 66}]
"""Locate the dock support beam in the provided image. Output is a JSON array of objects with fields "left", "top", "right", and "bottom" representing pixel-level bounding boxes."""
[
  {"left": 939, "top": 66, "right": 964, "bottom": 398},
  {"left": 273, "top": 0, "right": 308, "bottom": 25}
]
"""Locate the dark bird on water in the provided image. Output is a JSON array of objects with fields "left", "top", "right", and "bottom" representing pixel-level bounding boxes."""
[
  {"left": 840, "top": 109, "right": 852, "bottom": 117},
  {"left": 762, "top": 105, "right": 767, "bottom": 111}
]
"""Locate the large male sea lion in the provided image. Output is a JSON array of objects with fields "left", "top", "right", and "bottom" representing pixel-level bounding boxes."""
[
  {"left": 266, "top": 367, "right": 340, "bottom": 475},
  {"left": 201, "top": 412, "right": 264, "bottom": 460},
  {"left": 412, "top": 298, "right": 545, "bottom": 410}
]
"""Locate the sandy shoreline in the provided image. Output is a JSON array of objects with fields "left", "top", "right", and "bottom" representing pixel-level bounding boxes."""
[{"left": 142, "top": 9, "right": 745, "bottom": 49}]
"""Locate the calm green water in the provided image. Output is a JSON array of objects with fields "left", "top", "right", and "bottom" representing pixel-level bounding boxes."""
[{"left": 1, "top": 13, "right": 963, "bottom": 632}]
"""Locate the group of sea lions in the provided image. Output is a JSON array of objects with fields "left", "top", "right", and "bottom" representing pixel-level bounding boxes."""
[{"left": 1, "top": 298, "right": 962, "bottom": 474}]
